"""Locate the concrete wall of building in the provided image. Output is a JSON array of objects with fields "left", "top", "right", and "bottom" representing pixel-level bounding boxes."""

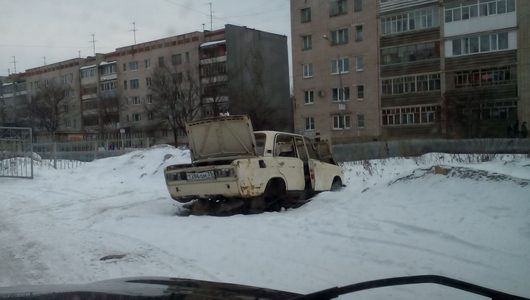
[
  {"left": 225, "top": 24, "right": 292, "bottom": 132},
  {"left": 24, "top": 58, "right": 83, "bottom": 136},
  {"left": 518, "top": 0, "right": 530, "bottom": 128},
  {"left": 109, "top": 32, "right": 203, "bottom": 144},
  {"left": 291, "top": 0, "right": 381, "bottom": 143}
]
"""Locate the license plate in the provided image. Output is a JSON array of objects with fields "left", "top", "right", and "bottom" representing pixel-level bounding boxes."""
[{"left": 186, "top": 170, "right": 215, "bottom": 181}]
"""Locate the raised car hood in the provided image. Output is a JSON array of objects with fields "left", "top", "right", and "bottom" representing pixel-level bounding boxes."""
[{"left": 186, "top": 115, "right": 257, "bottom": 162}]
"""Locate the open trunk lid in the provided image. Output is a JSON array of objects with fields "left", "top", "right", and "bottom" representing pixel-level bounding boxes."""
[{"left": 186, "top": 115, "right": 257, "bottom": 163}]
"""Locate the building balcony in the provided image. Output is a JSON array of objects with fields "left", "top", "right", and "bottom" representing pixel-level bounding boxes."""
[
  {"left": 201, "top": 75, "right": 228, "bottom": 84},
  {"left": 82, "top": 93, "right": 98, "bottom": 100},
  {"left": 380, "top": 0, "right": 438, "bottom": 14},
  {"left": 100, "top": 73, "right": 117, "bottom": 81},
  {"left": 200, "top": 55, "right": 227, "bottom": 65}
]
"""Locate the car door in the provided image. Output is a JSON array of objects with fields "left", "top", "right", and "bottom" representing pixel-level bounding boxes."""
[
  {"left": 273, "top": 134, "right": 305, "bottom": 191},
  {"left": 304, "top": 137, "right": 340, "bottom": 191}
]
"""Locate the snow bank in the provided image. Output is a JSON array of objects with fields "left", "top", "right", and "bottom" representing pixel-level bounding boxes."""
[{"left": 0, "top": 149, "right": 529, "bottom": 300}]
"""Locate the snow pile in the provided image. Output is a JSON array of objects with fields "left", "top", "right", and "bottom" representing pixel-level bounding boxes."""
[{"left": 0, "top": 148, "right": 529, "bottom": 300}]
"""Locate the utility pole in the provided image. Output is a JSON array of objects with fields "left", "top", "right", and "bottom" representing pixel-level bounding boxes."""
[
  {"left": 43, "top": 56, "right": 47, "bottom": 65},
  {"left": 78, "top": 50, "right": 81, "bottom": 58},
  {"left": 208, "top": 2, "right": 213, "bottom": 31},
  {"left": 90, "top": 34, "right": 96, "bottom": 55},
  {"left": 11, "top": 56, "right": 17, "bottom": 74},
  {"left": 130, "top": 21, "right": 138, "bottom": 44}
]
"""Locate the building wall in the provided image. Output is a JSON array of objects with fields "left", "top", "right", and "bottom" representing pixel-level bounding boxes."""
[
  {"left": 109, "top": 32, "right": 203, "bottom": 143},
  {"left": 25, "top": 58, "right": 83, "bottom": 137},
  {"left": 378, "top": 0, "right": 443, "bottom": 139},
  {"left": 291, "top": 0, "right": 381, "bottom": 143},
  {"left": 443, "top": 0, "right": 520, "bottom": 137},
  {"left": 517, "top": 0, "right": 530, "bottom": 127},
  {"left": 225, "top": 24, "right": 292, "bottom": 132}
]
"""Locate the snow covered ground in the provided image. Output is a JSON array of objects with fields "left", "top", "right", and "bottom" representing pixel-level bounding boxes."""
[{"left": 0, "top": 146, "right": 529, "bottom": 299}]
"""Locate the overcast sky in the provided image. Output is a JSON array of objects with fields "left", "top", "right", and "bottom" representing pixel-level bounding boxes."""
[{"left": 0, "top": 0, "right": 291, "bottom": 77}]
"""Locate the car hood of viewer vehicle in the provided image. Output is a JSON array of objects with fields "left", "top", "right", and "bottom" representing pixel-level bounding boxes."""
[{"left": 185, "top": 115, "right": 257, "bottom": 163}]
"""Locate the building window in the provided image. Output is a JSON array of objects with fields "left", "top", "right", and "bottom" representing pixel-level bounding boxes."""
[
  {"left": 382, "top": 73, "right": 440, "bottom": 95},
  {"left": 132, "top": 113, "right": 141, "bottom": 122},
  {"left": 331, "top": 57, "right": 349, "bottom": 74},
  {"left": 381, "top": 6, "right": 439, "bottom": 36},
  {"left": 304, "top": 90, "right": 314, "bottom": 104},
  {"left": 146, "top": 95, "right": 153, "bottom": 104},
  {"left": 128, "top": 61, "right": 139, "bottom": 70},
  {"left": 354, "top": 0, "right": 362, "bottom": 12},
  {"left": 130, "top": 79, "right": 140, "bottom": 89},
  {"left": 122, "top": 63, "right": 127, "bottom": 71},
  {"left": 356, "top": 56, "right": 364, "bottom": 71},
  {"left": 172, "top": 54, "right": 182, "bottom": 65},
  {"left": 147, "top": 112, "right": 154, "bottom": 120},
  {"left": 332, "top": 87, "right": 350, "bottom": 102},
  {"left": 445, "top": 0, "right": 514, "bottom": 23},
  {"left": 123, "top": 80, "right": 128, "bottom": 90},
  {"left": 305, "top": 117, "right": 315, "bottom": 130},
  {"left": 301, "top": 7, "right": 311, "bottom": 23},
  {"left": 100, "top": 80, "right": 117, "bottom": 91},
  {"left": 381, "top": 41, "right": 439, "bottom": 65},
  {"left": 357, "top": 113, "right": 365, "bottom": 128},
  {"left": 330, "top": 28, "right": 349, "bottom": 45},
  {"left": 382, "top": 105, "right": 439, "bottom": 126},
  {"left": 303, "top": 63, "right": 313, "bottom": 78},
  {"left": 131, "top": 96, "right": 141, "bottom": 105},
  {"left": 451, "top": 31, "right": 510, "bottom": 56},
  {"left": 332, "top": 115, "right": 351, "bottom": 130},
  {"left": 144, "top": 59, "right": 151, "bottom": 68},
  {"left": 302, "top": 35, "right": 312, "bottom": 50},
  {"left": 355, "top": 25, "right": 363, "bottom": 42},
  {"left": 146, "top": 77, "right": 152, "bottom": 87},
  {"left": 330, "top": 0, "right": 347, "bottom": 17},
  {"left": 357, "top": 85, "right": 364, "bottom": 99},
  {"left": 185, "top": 52, "right": 190, "bottom": 63},
  {"left": 453, "top": 66, "right": 513, "bottom": 88},
  {"left": 158, "top": 56, "right": 165, "bottom": 67}
]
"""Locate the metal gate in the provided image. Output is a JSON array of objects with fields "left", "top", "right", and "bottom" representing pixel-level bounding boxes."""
[{"left": 0, "top": 127, "right": 33, "bottom": 179}]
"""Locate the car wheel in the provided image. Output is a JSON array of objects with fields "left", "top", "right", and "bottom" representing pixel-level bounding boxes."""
[
  {"left": 331, "top": 177, "right": 343, "bottom": 191},
  {"left": 264, "top": 180, "right": 286, "bottom": 212}
]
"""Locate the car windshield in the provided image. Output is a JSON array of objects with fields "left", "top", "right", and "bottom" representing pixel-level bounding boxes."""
[{"left": 1, "top": 1, "right": 529, "bottom": 300}]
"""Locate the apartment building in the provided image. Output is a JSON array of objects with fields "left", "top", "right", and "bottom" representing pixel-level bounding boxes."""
[
  {"left": 291, "top": 0, "right": 381, "bottom": 143},
  {"left": 24, "top": 58, "right": 84, "bottom": 137},
  {"left": 200, "top": 25, "right": 291, "bottom": 131},
  {"left": 379, "top": 0, "right": 443, "bottom": 138},
  {"left": 108, "top": 32, "right": 203, "bottom": 142},
  {"left": 443, "top": 0, "right": 527, "bottom": 137},
  {"left": 0, "top": 75, "right": 28, "bottom": 127},
  {"left": 292, "top": 0, "right": 527, "bottom": 142},
  {"left": 2, "top": 24, "right": 290, "bottom": 143}
]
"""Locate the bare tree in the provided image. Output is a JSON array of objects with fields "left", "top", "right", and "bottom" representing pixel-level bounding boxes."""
[
  {"left": 0, "top": 99, "right": 6, "bottom": 126},
  {"left": 98, "top": 94, "right": 120, "bottom": 137},
  {"left": 148, "top": 65, "right": 201, "bottom": 145},
  {"left": 200, "top": 64, "right": 229, "bottom": 117},
  {"left": 31, "top": 81, "right": 68, "bottom": 141},
  {"left": 443, "top": 91, "right": 485, "bottom": 138}
]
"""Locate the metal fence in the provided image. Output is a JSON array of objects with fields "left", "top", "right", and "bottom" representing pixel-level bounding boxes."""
[
  {"left": 332, "top": 138, "right": 530, "bottom": 162},
  {"left": 0, "top": 127, "right": 33, "bottom": 179},
  {"left": 32, "top": 137, "right": 151, "bottom": 169}
]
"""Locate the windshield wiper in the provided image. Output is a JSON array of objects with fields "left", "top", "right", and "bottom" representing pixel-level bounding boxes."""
[{"left": 290, "top": 275, "right": 530, "bottom": 300}]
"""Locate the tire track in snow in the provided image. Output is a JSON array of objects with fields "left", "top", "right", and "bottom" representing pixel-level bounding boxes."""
[{"left": 317, "top": 229, "right": 496, "bottom": 270}]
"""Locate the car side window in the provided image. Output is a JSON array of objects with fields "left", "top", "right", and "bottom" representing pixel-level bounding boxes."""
[{"left": 274, "top": 134, "right": 297, "bottom": 157}]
